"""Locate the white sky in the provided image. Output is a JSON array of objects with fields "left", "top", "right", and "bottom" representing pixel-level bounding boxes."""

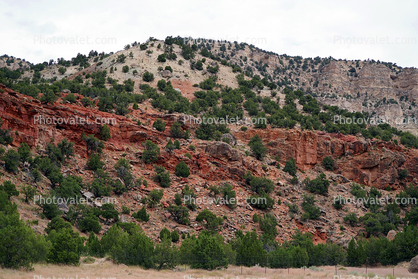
[{"left": 1, "top": 0, "right": 417, "bottom": 67}]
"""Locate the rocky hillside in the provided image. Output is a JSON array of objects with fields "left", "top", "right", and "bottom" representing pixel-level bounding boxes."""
[{"left": 0, "top": 37, "right": 417, "bottom": 249}]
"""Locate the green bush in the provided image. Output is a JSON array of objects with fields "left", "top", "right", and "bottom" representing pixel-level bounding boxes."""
[
  {"left": 142, "top": 140, "right": 160, "bottom": 163},
  {"left": 154, "top": 165, "right": 171, "bottom": 188},
  {"left": 170, "top": 122, "right": 185, "bottom": 138},
  {"left": 143, "top": 71, "right": 154, "bottom": 82},
  {"left": 304, "top": 173, "right": 330, "bottom": 195},
  {"left": 87, "top": 153, "right": 104, "bottom": 171},
  {"left": 249, "top": 134, "right": 267, "bottom": 160},
  {"left": 153, "top": 119, "right": 166, "bottom": 132},
  {"left": 100, "top": 124, "right": 111, "bottom": 141},
  {"left": 322, "top": 156, "right": 334, "bottom": 171},
  {"left": 175, "top": 161, "right": 190, "bottom": 178},
  {"left": 283, "top": 157, "right": 297, "bottom": 176},
  {"left": 167, "top": 205, "right": 190, "bottom": 225},
  {"left": 148, "top": 189, "right": 163, "bottom": 207},
  {"left": 122, "top": 65, "right": 129, "bottom": 73},
  {"left": 2, "top": 149, "right": 20, "bottom": 173},
  {"left": 133, "top": 206, "right": 149, "bottom": 222}
]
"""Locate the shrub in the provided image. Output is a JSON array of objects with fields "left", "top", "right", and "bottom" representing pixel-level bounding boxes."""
[
  {"left": 148, "top": 189, "right": 163, "bottom": 207},
  {"left": 167, "top": 205, "right": 190, "bottom": 225},
  {"left": 175, "top": 161, "right": 190, "bottom": 178},
  {"left": 399, "top": 169, "right": 409, "bottom": 180},
  {"left": 78, "top": 214, "right": 101, "bottom": 233},
  {"left": 170, "top": 122, "right": 185, "bottom": 138},
  {"left": 143, "top": 71, "right": 154, "bottom": 82},
  {"left": 171, "top": 230, "right": 180, "bottom": 242},
  {"left": 196, "top": 209, "right": 223, "bottom": 232},
  {"left": 153, "top": 119, "right": 166, "bottom": 132},
  {"left": 87, "top": 153, "right": 104, "bottom": 171},
  {"left": 122, "top": 65, "right": 129, "bottom": 73},
  {"left": 142, "top": 140, "right": 160, "bottom": 163},
  {"left": 157, "top": 54, "right": 166, "bottom": 62},
  {"left": 322, "top": 156, "right": 334, "bottom": 171},
  {"left": 133, "top": 206, "right": 149, "bottom": 222},
  {"left": 304, "top": 173, "right": 330, "bottom": 195},
  {"left": 222, "top": 183, "right": 237, "bottom": 209},
  {"left": 160, "top": 227, "right": 171, "bottom": 240},
  {"left": 344, "top": 212, "right": 359, "bottom": 227},
  {"left": 64, "top": 93, "right": 76, "bottom": 103},
  {"left": 1, "top": 181, "right": 19, "bottom": 199},
  {"left": 154, "top": 165, "right": 171, "bottom": 188},
  {"left": 100, "top": 124, "right": 111, "bottom": 141},
  {"left": 301, "top": 194, "right": 321, "bottom": 220},
  {"left": 2, "top": 149, "right": 20, "bottom": 173},
  {"left": 249, "top": 134, "right": 267, "bottom": 160},
  {"left": 283, "top": 157, "right": 297, "bottom": 176}
]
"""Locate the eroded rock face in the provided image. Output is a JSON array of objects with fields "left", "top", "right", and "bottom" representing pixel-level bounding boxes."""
[
  {"left": 409, "top": 255, "right": 418, "bottom": 273},
  {"left": 234, "top": 128, "right": 418, "bottom": 189}
]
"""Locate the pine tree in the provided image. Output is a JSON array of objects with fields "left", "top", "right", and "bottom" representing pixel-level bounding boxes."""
[
  {"left": 100, "top": 124, "right": 111, "bottom": 141},
  {"left": 283, "top": 157, "right": 297, "bottom": 176}
]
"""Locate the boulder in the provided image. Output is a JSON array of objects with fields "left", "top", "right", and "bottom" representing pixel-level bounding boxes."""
[
  {"left": 409, "top": 255, "right": 418, "bottom": 273},
  {"left": 387, "top": 230, "right": 396, "bottom": 241},
  {"left": 161, "top": 70, "right": 172, "bottom": 78},
  {"left": 205, "top": 141, "right": 241, "bottom": 161}
]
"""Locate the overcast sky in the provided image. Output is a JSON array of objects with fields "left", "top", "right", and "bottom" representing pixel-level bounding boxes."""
[{"left": 1, "top": 0, "right": 417, "bottom": 67}]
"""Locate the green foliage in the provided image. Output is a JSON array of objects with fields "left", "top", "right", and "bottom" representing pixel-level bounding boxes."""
[
  {"left": 2, "top": 149, "right": 20, "bottom": 173},
  {"left": 196, "top": 209, "right": 223, "bottom": 232},
  {"left": 301, "top": 194, "right": 321, "bottom": 220},
  {"left": 322, "top": 156, "right": 334, "bottom": 171},
  {"left": 398, "top": 169, "right": 408, "bottom": 180},
  {"left": 259, "top": 213, "right": 278, "bottom": 240},
  {"left": 18, "top": 142, "right": 31, "bottom": 163},
  {"left": 101, "top": 203, "right": 119, "bottom": 222},
  {"left": 344, "top": 212, "right": 359, "bottom": 227},
  {"left": 175, "top": 161, "right": 190, "bottom": 178},
  {"left": 167, "top": 205, "right": 190, "bottom": 225},
  {"left": 142, "top": 140, "right": 160, "bottom": 164},
  {"left": 153, "top": 118, "right": 166, "bottom": 132},
  {"left": 191, "top": 230, "right": 228, "bottom": 270},
  {"left": 87, "top": 153, "right": 104, "bottom": 171},
  {"left": 154, "top": 165, "right": 171, "bottom": 188},
  {"left": 243, "top": 172, "right": 274, "bottom": 194},
  {"left": 143, "top": 71, "right": 154, "bottom": 82},
  {"left": 100, "top": 124, "right": 111, "bottom": 141},
  {"left": 1, "top": 181, "right": 19, "bottom": 199},
  {"left": 114, "top": 158, "right": 133, "bottom": 189},
  {"left": 221, "top": 183, "right": 237, "bottom": 209},
  {"left": 236, "top": 230, "right": 266, "bottom": 266},
  {"left": 304, "top": 173, "right": 330, "bottom": 195},
  {"left": 148, "top": 189, "right": 163, "bottom": 207},
  {"left": 170, "top": 121, "right": 185, "bottom": 138},
  {"left": 283, "top": 157, "right": 297, "bottom": 176},
  {"left": 249, "top": 134, "right": 267, "bottom": 160},
  {"left": 78, "top": 214, "right": 101, "bottom": 233},
  {"left": 133, "top": 206, "right": 149, "bottom": 222},
  {"left": 160, "top": 227, "right": 171, "bottom": 240},
  {"left": 47, "top": 229, "right": 81, "bottom": 265},
  {"left": 21, "top": 185, "right": 36, "bottom": 203}
]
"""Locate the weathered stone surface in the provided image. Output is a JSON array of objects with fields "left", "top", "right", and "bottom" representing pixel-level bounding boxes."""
[
  {"left": 409, "top": 255, "right": 418, "bottom": 273},
  {"left": 204, "top": 141, "right": 241, "bottom": 161}
]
